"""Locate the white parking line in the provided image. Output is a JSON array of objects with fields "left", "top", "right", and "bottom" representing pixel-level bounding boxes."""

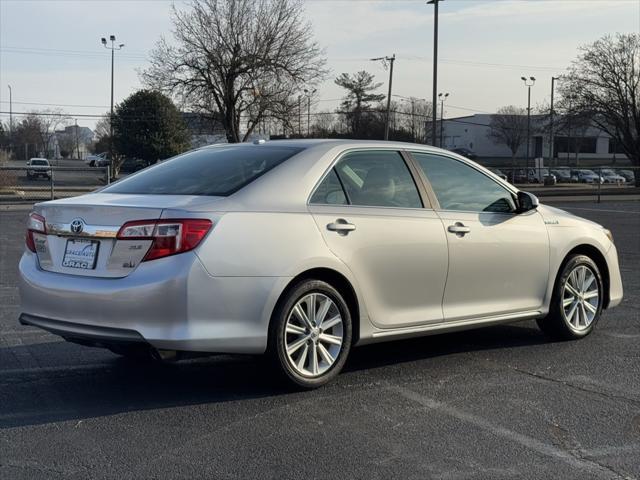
[{"left": 389, "top": 384, "right": 623, "bottom": 478}]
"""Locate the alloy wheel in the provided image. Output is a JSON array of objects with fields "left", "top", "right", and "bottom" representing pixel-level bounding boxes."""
[
  {"left": 562, "top": 265, "right": 599, "bottom": 331},
  {"left": 284, "top": 293, "right": 344, "bottom": 377}
]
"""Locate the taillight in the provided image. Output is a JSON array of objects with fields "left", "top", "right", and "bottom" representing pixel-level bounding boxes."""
[
  {"left": 117, "top": 219, "right": 213, "bottom": 261},
  {"left": 26, "top": 212, "right": 46, "bottom": 253}
]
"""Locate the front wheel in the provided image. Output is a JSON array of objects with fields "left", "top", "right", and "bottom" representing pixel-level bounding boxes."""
[
  {"left": 269, "top": 280, "right": 352, "bottom": 389},
  {"left": 537, "top": 254, "right": 603, "bottom": 340}
]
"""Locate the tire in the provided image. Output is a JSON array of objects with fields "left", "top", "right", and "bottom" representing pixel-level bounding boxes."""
[
  {"left": 537, "top": 254, "right": 604, "bottom": 340},
  {"left": 89, "top": 160, "right": 95, "bottom": 167},
  {"left": 268, "top": 279, "right": 352, "bottom": 389}
]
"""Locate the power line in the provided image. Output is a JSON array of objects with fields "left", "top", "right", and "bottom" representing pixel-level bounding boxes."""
[
  {"left": 0, "top": 100, "right": 109, "bottom": 109},
  {"left": 1, "top": 46, "right": 567, "bottom": 72}
]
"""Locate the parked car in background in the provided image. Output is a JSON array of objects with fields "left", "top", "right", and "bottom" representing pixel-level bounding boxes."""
[
  {"left": 119, "top": 158, "right": 150, "bottom": 174},
  {"left": 599, "top": 169, "right": 626, "bottom": 184},
  {"left": 538, "top": 168, "right": 557, "bottom": 185},
  {"left": 85, "top": 152, "right": 110, "bottom": 167},
  {"left": 18, "top": 140, "right": 623, "bottom": 388},
  {"left": 571, "top": 169, "right": 604, "bottom": 184},
  {"left": 511, "top": 168, "right": 542, "bottom": 184},
  {"left": 26, "top": 158, "right": 51, "bottom": 180},
  {"left": 616, "top": 169, "right": 635, "bottom": 183},
  {"left": 488, "top": 168, "right": 508, "bottom": 181},
  {"left": 450, "top": 147, "right": 477, "bottom": 160},
  {"left": 550, "top": 168, "right": 572, "bottom": 183}
]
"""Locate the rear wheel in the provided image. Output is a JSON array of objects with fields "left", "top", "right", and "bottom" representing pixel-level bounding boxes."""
[
  {"left": 537, "top": 254, "right": 603, "bottom": 340},
  {"left": 269, "top": 280, "right": 352, "bottom": 389}
]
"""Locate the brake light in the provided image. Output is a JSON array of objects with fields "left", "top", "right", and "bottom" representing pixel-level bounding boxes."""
[
  {"left": 26, "top": 212, "right": 46, "bottom": 253},
  {"left": 117, "top": 219, "right": 213, "bottom": 261}
]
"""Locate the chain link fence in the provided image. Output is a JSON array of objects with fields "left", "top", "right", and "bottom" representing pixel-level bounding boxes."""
[
  {"left": 0, "top": 165, "right": 110, "bottom": 203},
  {"left": 0, "top": 156, "right": 638, "bottom": 204}
]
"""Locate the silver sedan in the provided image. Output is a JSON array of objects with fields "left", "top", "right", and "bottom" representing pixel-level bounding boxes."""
[{"left": 19, "top": 140, "right": 623, "bottom": 388}]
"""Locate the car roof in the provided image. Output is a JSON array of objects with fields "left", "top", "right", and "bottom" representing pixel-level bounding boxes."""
[{"left": 198, "top": 138, "right": 450, "bottom": 153}]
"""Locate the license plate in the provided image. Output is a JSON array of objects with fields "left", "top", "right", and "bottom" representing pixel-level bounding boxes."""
[{"left": 62, "top": 239, "right": 99, "bottom": 269}]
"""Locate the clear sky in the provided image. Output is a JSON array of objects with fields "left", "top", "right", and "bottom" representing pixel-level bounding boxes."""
[{"left": 0, "top": 0, "right": 638, "bottom": 130}]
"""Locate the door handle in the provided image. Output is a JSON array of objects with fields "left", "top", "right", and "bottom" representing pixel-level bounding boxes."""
[
  {"left": 327, "top": 219, "right": 356, "bottom": 235},
  {"left": 447, "top": 222, "right": 471, "bottom": 236}
]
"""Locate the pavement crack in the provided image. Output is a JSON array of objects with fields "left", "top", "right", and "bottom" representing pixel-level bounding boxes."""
[{"left": 506, "top": 364, "right": 640, "bottom": 407}]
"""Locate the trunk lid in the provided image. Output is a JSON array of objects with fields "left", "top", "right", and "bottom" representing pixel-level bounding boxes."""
[{"left": 32, "top": 193, "right": 217, "bottom": 278}]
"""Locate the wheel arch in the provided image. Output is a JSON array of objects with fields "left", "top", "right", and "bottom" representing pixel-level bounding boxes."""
[
  {"left": 559, "top": 244, "right": 611, "bottom": 308},
  {"left": 269, "top": 267, "right": 361, "bottom": 346}
]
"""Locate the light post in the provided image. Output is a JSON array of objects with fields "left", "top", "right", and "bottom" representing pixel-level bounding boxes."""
[
  {"left": 371, "top": 54, "right": 396, "bottom": 140},
  {"left": 7, "top": 84, "right": 13, "bottom": 139},
  {"left": 548, "top": 76, "right": 559, "bottom": 166},
  {"left": 428, "top": 0, "right": 443, "bottom": 146},
  {"left": 303, "top": 88, "right": 316, "bottom": 137},
  {"left": 521, "top": 76, "right": 536, "bottom": 170},
  {"left": 438, "top": 92, "right": 449, "bottom": 148},
  {"left": 101, "top": 35, "right": 124, "bottom": 168},
  {"left": 297, "top": 94, "right": 303, "bottom": 137}
]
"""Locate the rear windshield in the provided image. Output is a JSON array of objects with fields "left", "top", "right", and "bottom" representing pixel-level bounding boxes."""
[{"left": 102, "top": 145, "right": 303, "bottom": 196}]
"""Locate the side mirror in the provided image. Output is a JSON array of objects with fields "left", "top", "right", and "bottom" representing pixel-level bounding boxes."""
[{"left": 516, "top": 191, "right": 539, "bottom": 213}]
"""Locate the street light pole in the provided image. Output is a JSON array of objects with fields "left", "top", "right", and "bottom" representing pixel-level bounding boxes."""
[
  {"left": 297, "top": 95, "right": 302, "bottom": 137},
  {"left": 438, "top": 92, "right": 449, "bottom": 148},
  {"left": 7, "top": 85, "right": 12, "bottom": 136},
  {"left": 303, "top": 88, "right": 317, "bottom": 137},
  {"left": 428, "top": 0, "right": 442, "bottom": 146},
  {"left": 521, "top": 76, "right": 536, "bottom": 170},
  {"left": 101, "top": 35, "right": 124, "bottom": 169},
  {"left": 370, "top": 54, "right": 396, "bottom": 140},
  {"left": 549, "top": 76, "right": 559, "bottom": 167}
]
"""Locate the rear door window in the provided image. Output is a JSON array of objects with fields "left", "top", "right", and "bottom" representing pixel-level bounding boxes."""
[
  {"left": 103, "top": 145, "right": 303, "bottom": 196},
  {"left": 309, "top": 169, "right": 348, "bottom": 205},
  {"left": 333, "top": 151, "right": 422, "bottom": 208}
]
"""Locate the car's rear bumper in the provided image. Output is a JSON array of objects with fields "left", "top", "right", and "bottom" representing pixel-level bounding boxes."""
[
  {"left": 19, "top": 251, "right": 289, "bottom": 354},
  {"left": 20, "top": 313, "right": 145, "bottom": 344}
]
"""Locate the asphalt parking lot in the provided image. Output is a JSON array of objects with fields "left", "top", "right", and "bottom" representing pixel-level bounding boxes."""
[{"left": 0, "top": 201, "right": 638, "bottom": 479}]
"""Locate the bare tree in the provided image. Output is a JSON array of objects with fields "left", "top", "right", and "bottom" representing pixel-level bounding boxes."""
[
  {"left": 311, "top": 111, "right": 336, "bottom": 138},
  {"left": 487, "top": 106, "right": 529, "bottom": 161},
  {"left": 141, "top": 0, "right": 326, "bottom": 143},
  {"left": 397, "top": 97, "right": 432, "bottom": 143},
  {"left": 335, "top": 71, "right": 385, "bottom": 137},
  {"left": 32, "top": 109, "right": 70, "bottom": 158},
  {"left": 559, "top": 33, "right": 639, "bottom": 184}
]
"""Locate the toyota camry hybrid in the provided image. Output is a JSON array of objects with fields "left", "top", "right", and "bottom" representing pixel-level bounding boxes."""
[{"left": 19, "top": 140, "right": 623, "bottom": 388}]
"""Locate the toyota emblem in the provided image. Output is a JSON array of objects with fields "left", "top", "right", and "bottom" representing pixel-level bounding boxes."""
[{"left": 70, "top": 218, "right": 85, "bottom": 234}]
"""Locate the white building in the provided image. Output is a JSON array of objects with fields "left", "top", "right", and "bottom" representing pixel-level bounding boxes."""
[{"left": 440, "top": 114, "right": 627, "bottom": 164}]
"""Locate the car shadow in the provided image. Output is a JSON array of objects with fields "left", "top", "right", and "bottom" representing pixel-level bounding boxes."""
[{"left": 0, "top": 322, "right": 550, "bottom": 429}]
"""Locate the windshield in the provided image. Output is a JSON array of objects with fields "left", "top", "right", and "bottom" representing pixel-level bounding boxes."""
[
  {"left": 30, "top": 160, "right": 48, "bottom": 166},
  {"left": 103, "top": 145, "right": 303, "bottom": 196}
]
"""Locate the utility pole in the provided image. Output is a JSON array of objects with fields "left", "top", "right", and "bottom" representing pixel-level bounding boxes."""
[
  {"left": 428, "top": 0, "right": 442, "bottom": 146},
  {"left": 370, "top": 54, "right": 396, "bottom": 140},
  {"left": 549, "top": 76, "right": 559, "bottom": 166},
  {"left": 521, "top": 76, "right": 536, "bottom": 170},
  {"left": 438, "top": 92, "right": 449, "bottom": 148},
  {"left": 101, "top": 35, "right": 124, "bottom": 170},
  {"left": 304, "top": 88, "right": 317, "bottom": 137}
]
